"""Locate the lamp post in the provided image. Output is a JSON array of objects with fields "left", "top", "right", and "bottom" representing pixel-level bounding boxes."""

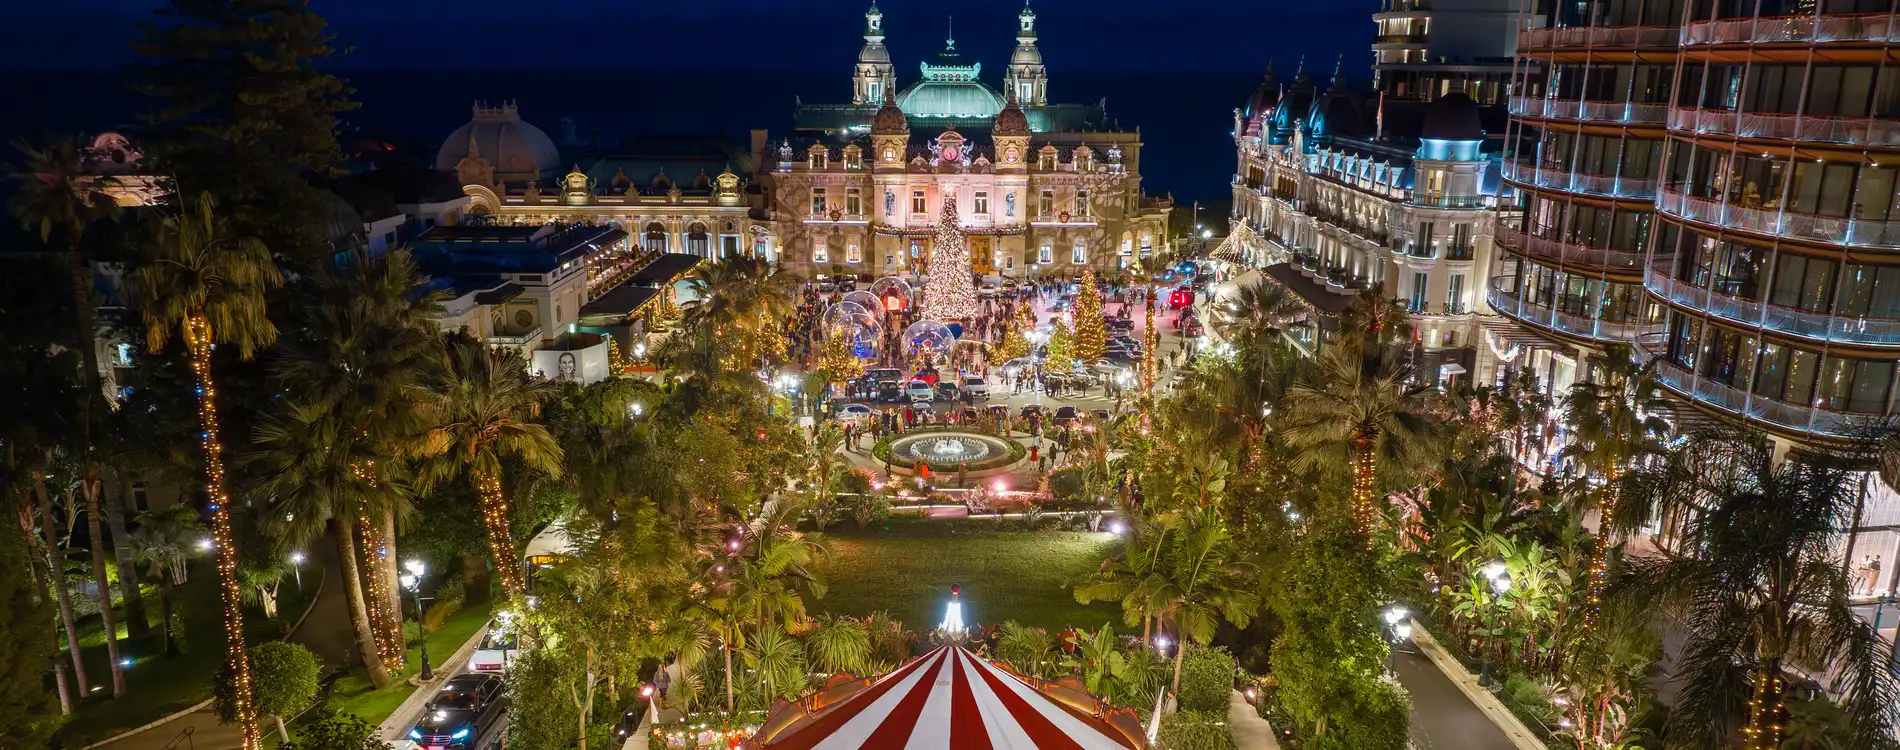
[
  {"left": 288, "top": 551, "right": 305, "bottom": 591},
  {"left": 1478, "top": 560, "right": 1512, "bottom": 688},
  {"left": 1382, "top": 605, "right": 1410, "bottom": 674},
  {"left": 400, "top": 560, "right": 434, "bottom": 681}
]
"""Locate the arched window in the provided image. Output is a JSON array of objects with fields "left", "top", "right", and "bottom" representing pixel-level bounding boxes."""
[
  {"left": 644, "top": 222, "right": 668, "bottom": 254},
  {"left": 687, "top": 223, "right": 710, "bottom": 256}
]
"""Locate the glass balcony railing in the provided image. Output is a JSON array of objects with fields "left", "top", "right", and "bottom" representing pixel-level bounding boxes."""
[
  {"left": 1644, "top": 345, "right": 1886, "bottom": 438},
  {"left": 1682, "top": 13, "right": 1900, "bottom": 45},
  {"left": 1644, "top": 266, "right": 1900, "bottom": 346},
  {"left": 1518, "top": 25, "right": 1681, "bottom": 49},
  {"left": 1495, "top": 225, "right": 1643, "bottom": 271},
  {"left": 1657, "top": 187, "right": 1900, "bottom": 247},
  {"left": 1487, "top": 279, "right": 1641, "bottom": 341},
  {"left": 1510, "top": 95, "right": 1668, "bottom": 125},
  {"left": 1502, "top": 160, "right": 1657, "bottom": 200},
  {"left": 1667, "top": 106, "right": 1900, "bottom": 147}
]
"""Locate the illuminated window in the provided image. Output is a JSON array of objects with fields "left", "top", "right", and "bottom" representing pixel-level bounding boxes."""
[
  {"left": 811, "top": 188, "right": 827, "bottom": 216},
  {"left": 911, "top": 190, "right": 927, "bottom": 215},
  {"left": 1072, "top": 242, "right": 1086, "bottom": 264},
  {"left": 813, "top": 241, "right": 828, "bottom": 264},
  {"left": 1039, "top": 243, "right": 1053, "bottom": 264},
  {"left": 1039, "top": 190, "right": 1054, "bottom": 217},
  {"left": 1120, "top": 238, "right": 1133, "bottom": 256},
  {"left": 847, "top": 243, "right": 861, "bottom": 263},
  {"left": 846, "top": 188, "right": 862, "bottom": 217},
  {"left": 974, "top": 191, "right": 990, "bottom": 215},
  {"left": 1076, "top": 190, "right": 1090, "bottom": 218}
]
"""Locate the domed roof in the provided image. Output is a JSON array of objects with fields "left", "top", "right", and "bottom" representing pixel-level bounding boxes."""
[
  {"left": 898, "top": 79, "right": 1007, "bottom": 119},
  {"left": 872, "top": 89, "right": 910, "bottom": 134},
  {"left": 858, "top": 41, "right": 891, "bottom": 65},
  {"left": 1422, "top": 92, "right": 1485, "bottom": 141},
  {"left": 994, "top": 94, "right": 1030, "bottom": 137},
  {"left": 435, "top": 102, "right": 561, "bottom": 180},
  {"left": 1308, "top": 79, "right": 1364, "bottom": 141},
  {"left": 1242, "top": 71, "right": 1279, "bottom": 137}
]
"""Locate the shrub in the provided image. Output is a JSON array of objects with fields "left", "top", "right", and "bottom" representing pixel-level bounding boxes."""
[
  {"left": 1048, "top": 466, "right": 1087, "bottom": 502},
  {"left": 283, "top": 713, "right": 390, "bottom": 750},
  {"left": 1176, "top": 645, "right": 1237, "bottom": 713},
  {"left": 422, "top": 577, "right": 466, "bottom": 634},
  {"left": 1157, "top": 710, "right": 1236, "bottom": 750},
  {"left": 250, "top": 642, "right": 321, "bottom": 741}
]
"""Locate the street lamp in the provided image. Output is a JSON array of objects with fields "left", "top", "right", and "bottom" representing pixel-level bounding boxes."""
[
  {"left": 1382, "top": 605, "right": 1410, "bottom": 673},
  {"left": 401, "top": 559, "right": 435, "bottom": 681},
  {"left": 1478, "top": 562, "right": 1512, "bottom": 688},
  {"left": 288, "top": 550, "right": 306, "bottom": 591}
]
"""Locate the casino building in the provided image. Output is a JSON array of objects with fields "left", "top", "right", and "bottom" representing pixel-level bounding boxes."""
[{"left": 767, "top": 2, "right": 1175, "bottom": 280}]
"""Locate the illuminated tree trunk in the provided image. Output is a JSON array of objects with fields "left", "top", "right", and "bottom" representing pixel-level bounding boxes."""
[
  {"left": 1743, "top": 661, "right": 1785, "bottom": 750},
  {"left": 21, "top": 502, "right": 77, "bottom": 713},
  {"left": 82, "top": 476, "right": 126, "bottom": 696},
  {"left": 182, "top": 315, "right": 261, "bottom": 750},
  {"left": 335, "top": 517, "right": 390, "bottom": 688},
  {"left": 1351, "top": 433, "right": 1379, "bottom": 535},
  {"left": 106, "top": 483, "right": 150, "bottom": 640},
  {"left": 359, "top": 517, "right": 405, "bottom": 675},
  {"left": 475, "top": 468, "right": 527, "bottom": 602},
  {"left": 1582, "top": 467, "right": 1620, "bottom": 631}
]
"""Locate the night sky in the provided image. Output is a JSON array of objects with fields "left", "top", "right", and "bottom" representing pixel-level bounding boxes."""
[{"left": 4, "top": 0, "right": 1373, "bottom": 73}]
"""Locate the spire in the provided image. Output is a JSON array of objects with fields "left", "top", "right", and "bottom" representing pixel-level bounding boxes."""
[
  {"left": 1019, "top": 0, "right": 1038, "bottom": 39},
  {"left": 1264, "top": 58, "right": 1276, "bottom": 84},
  {"left": 864, "top": 2, "right": 884, "bottom": 41},
  {"left": 1332, "top": 54, "right": 1346, "bottom": 85},
  {"left": 946, "top": 16, "right": 955, "bottom": 52}
]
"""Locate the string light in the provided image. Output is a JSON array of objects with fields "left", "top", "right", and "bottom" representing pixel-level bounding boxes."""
[
  {"left": 478, "top": 471, "right": 528, "bottom": 600},
  {"left": 359, "top": 515, "right": 406, "bottom": 672},
  {"left": 184, "top": 316, "right": 261, "bottom": 750}
]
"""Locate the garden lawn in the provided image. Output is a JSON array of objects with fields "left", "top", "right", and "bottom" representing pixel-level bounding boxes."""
[
  {"left": 811, "top": 523, "right": 1121, "bottom": 636},
  {"left": 325, "top": 604, "right": 493, "bottom": 725},
  {"left": 55, "top": 576, "right": 321, "bottom": 748}
]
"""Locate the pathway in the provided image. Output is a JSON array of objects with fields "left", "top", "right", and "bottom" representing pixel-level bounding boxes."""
[
  {"left": 1226, "top": 689, "right": 1281, "bottom": 750},
  {"left": 1391, "top": 650, "right": 1520, "bottom": 750},
  {"left": 88, "top": 533, "right": 356, "bottom": 750}
]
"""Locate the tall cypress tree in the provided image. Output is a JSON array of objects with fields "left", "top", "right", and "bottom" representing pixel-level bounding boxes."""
[{"left": 128, "top": 0, "right": 358, "bottom": 264}]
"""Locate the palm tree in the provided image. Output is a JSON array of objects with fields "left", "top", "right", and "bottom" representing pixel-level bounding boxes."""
[
  {"left": 1280, "top": 340, "right": 1439, "bottom": 533},
  {"left": 675, "top": 252, "right": 796, "bottom": 371},
  {"left": 127, "top": 505, "right": 203, "bottom": 657},
  {"left": 1559, "top": 344, "right": 1669, "bottom": 624},
  {"left": 126, "top": 192, "right": 280, "bottom": 750},
  {"left": 9, "top": 135, "right": 130, "bottom": 693},
  {"left": 804, "top": 423, "right": 850, "bottom": 504},
  {"left": 267, "top": 247, "right": 439, "bottom": 673},
  {"left": 249, "top": 402, "right": 395, "bottom": 686},
  {"left": 416, "top": 338, "right": 563, "bottom": 603},
  {"left": 1612, "top": 432, "right": 1900, "bottom": 749},
  {"left": 1215, "top": 278, "right": 1307, "bottom": 352},
  {"left": 803, "top": 615, "right": 873, "bottom": 676},
  {"left": 740, "top": 624, "right": 809, "bottom": 706},
  {"left": 1145, "top": 506, "right": 1259, "bottom": 696}
]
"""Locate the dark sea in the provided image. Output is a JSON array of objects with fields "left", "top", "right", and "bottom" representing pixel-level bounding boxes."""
[{"left": 2, "top": 68, "right": 1264, "bottom": 205}]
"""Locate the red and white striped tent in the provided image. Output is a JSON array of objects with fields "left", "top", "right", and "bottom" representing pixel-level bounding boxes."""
[{"left": 752, "top": 646, "right": 1148, "bottom": 750}]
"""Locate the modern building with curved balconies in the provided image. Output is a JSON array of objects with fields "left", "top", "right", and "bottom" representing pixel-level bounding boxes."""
[
  {"left": 1489, "top": 0, "right": 1683, "bottom": 391},
  {"left": 1642, "top": 0, "right": 1900, "bottom": 448}
]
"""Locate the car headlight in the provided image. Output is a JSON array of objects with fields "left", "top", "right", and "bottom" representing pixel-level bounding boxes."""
[
  {"left": 452, "top": 728, "right": 471, "bottom": 739},
  {"left": 408, "top": 729, "right": 422, "bottom": 739}
]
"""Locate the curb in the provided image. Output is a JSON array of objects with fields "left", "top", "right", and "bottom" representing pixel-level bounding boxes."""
[
  {"left": 77, "top": 573, "right": 329, "bottom": 750},
  {"left": 1406, "top": 619, "right": 1546, "bottom": 750},
  {"left": 376, "top": 622, "right": 492, "bottom": 741}
]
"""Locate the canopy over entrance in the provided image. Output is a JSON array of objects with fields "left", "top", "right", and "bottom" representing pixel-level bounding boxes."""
[{"left": 753, "top": 646, "right": 1147, "bottom": 750}]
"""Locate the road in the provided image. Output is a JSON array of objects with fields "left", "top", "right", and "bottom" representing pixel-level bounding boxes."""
[{"left": 1392, "top": 651, "right": 1521, "bottom": 750}]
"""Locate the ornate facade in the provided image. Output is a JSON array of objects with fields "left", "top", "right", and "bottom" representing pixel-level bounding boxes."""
[
  {"left": 1225, "top": 0, "right": 1518, "bottom": 385},
  {"left": 770, "top": 3, "right": 1173, "bottom": 280}
]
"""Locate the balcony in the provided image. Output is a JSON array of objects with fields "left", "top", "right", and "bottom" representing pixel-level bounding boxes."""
[
  {"left": 1495, "top": 225, "right": 1643, "bottom": 271},
  {"left": 1501, "top": 160, "right": 1657, "bottom": 200},
  {"left": 1682, "top": 13, "right": 1900, "bottom": 45},
  {"left": 1373, "top": 33, "right": 1430, "bottom": 44},
  {"left": 1644, "top": 266, "right": 1900, "bottom": 346},
  {"left": 1518, "top": 25, "right": 1681, "bottom": 49},
  {"left": 1487, "top": 279, "right": 1641, "bottom": 341},
  {"left": 1667, "top": 106, "right": 1900, "bottom": 147},
  {"left": 489, "top": 326, "right": 545, "bottom": 348},
  {"left": 1646, "top": 348, "right": 1884, "bottom": 438},
  {"left": 1510, "top": 96, "right": 1668, "bottom": 125},
  {"left": 1657, "top": 187, "right": 1900, "bottom": 247}
]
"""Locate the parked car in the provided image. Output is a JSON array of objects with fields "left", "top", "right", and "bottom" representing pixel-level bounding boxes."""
[
  {"left": 866, "top": 367, "right": 904, "bottom": 383},
  {"left": 1053, "top": 406, "right": 1080, "bottom": 426},
  {"left": 1000, "top": 357, "right": 1039, "bottom": 377},
  {"left": 1091, "top": 409, "right": 1113, "bottom": 422},
  {"left": 910, "top": 400, "right": 934, "bottom": 414},
  {"left": 408, "top": 673, "right": 507, "bottom": 750},
  {"left": 468, "top": 623, "right": 518, "bottom": 672},
  {"left": 912, "top": 367, "right": 942, "bottom": 385},
  {"left": 979, "top": 283, "right": 1000, "bottom": 297},
  {"left": 834, "top": 403, "right": 874, "bottom": 423},
  {"left": 1184, "top": 320, "right": 1206, "bottom": 336},
  {"left": 1052, "top": 296, "right": 1075, "bottom": 311},
  {"left": 1019, "top": 404, "right": 1044, "bottom": 419},
  {"left": 877, "top": 380, "right": 904, "bottom": 402},
  {"left": 962, "top": 376, "right": 989, "bottom": 400},
  {"left": 906, "top": 379, "right": 935, "bottom": 401},
  {"left": 935, "top": 381, "right": 960, "bottom": 402},
  {"left": 1106, "top": 319, "right": 1135, "bottom": 334},
  {"left": 1168, "top": 287, "right": 1195, "bottom": 309}
]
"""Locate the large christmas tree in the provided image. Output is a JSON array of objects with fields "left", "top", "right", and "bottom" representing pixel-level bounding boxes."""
[
  {"left": 1071, "top": 268, "right": 1106, "bottom": 363},
  {"left": 922, "top": 189, "right": 980, "bottom": 321},
  {"left": 998, "top": 302, "right": 1036, "bottom": 362},
  {"left": 819, "top": 329, "right": 865, "bottom": 385}
]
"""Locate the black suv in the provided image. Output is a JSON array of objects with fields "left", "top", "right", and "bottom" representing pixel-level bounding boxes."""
[{"left": 408, "top": 673, "right": 507, "bottom": 749}]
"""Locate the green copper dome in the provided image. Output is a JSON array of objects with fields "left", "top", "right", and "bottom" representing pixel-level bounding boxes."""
[{"left": 898, "top": 79, "right": 1006, "bottom": 119}]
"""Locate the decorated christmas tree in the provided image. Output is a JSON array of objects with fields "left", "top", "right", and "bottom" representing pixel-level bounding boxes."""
[
  {"left": 1071, "top": 268, "right": 1106, "bottom": 363},
  {"left": 819, "top": 329, "right": 866, "bottom": 385},
  {"left": 1046, "top": 317, "right": 1074, "bottom": 370},
  {"left": 997, "top": 302, "right": 1036, "bottom": 362},
  {"left": 922, "top": 188, "right": 980, "bottom": 321}
]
